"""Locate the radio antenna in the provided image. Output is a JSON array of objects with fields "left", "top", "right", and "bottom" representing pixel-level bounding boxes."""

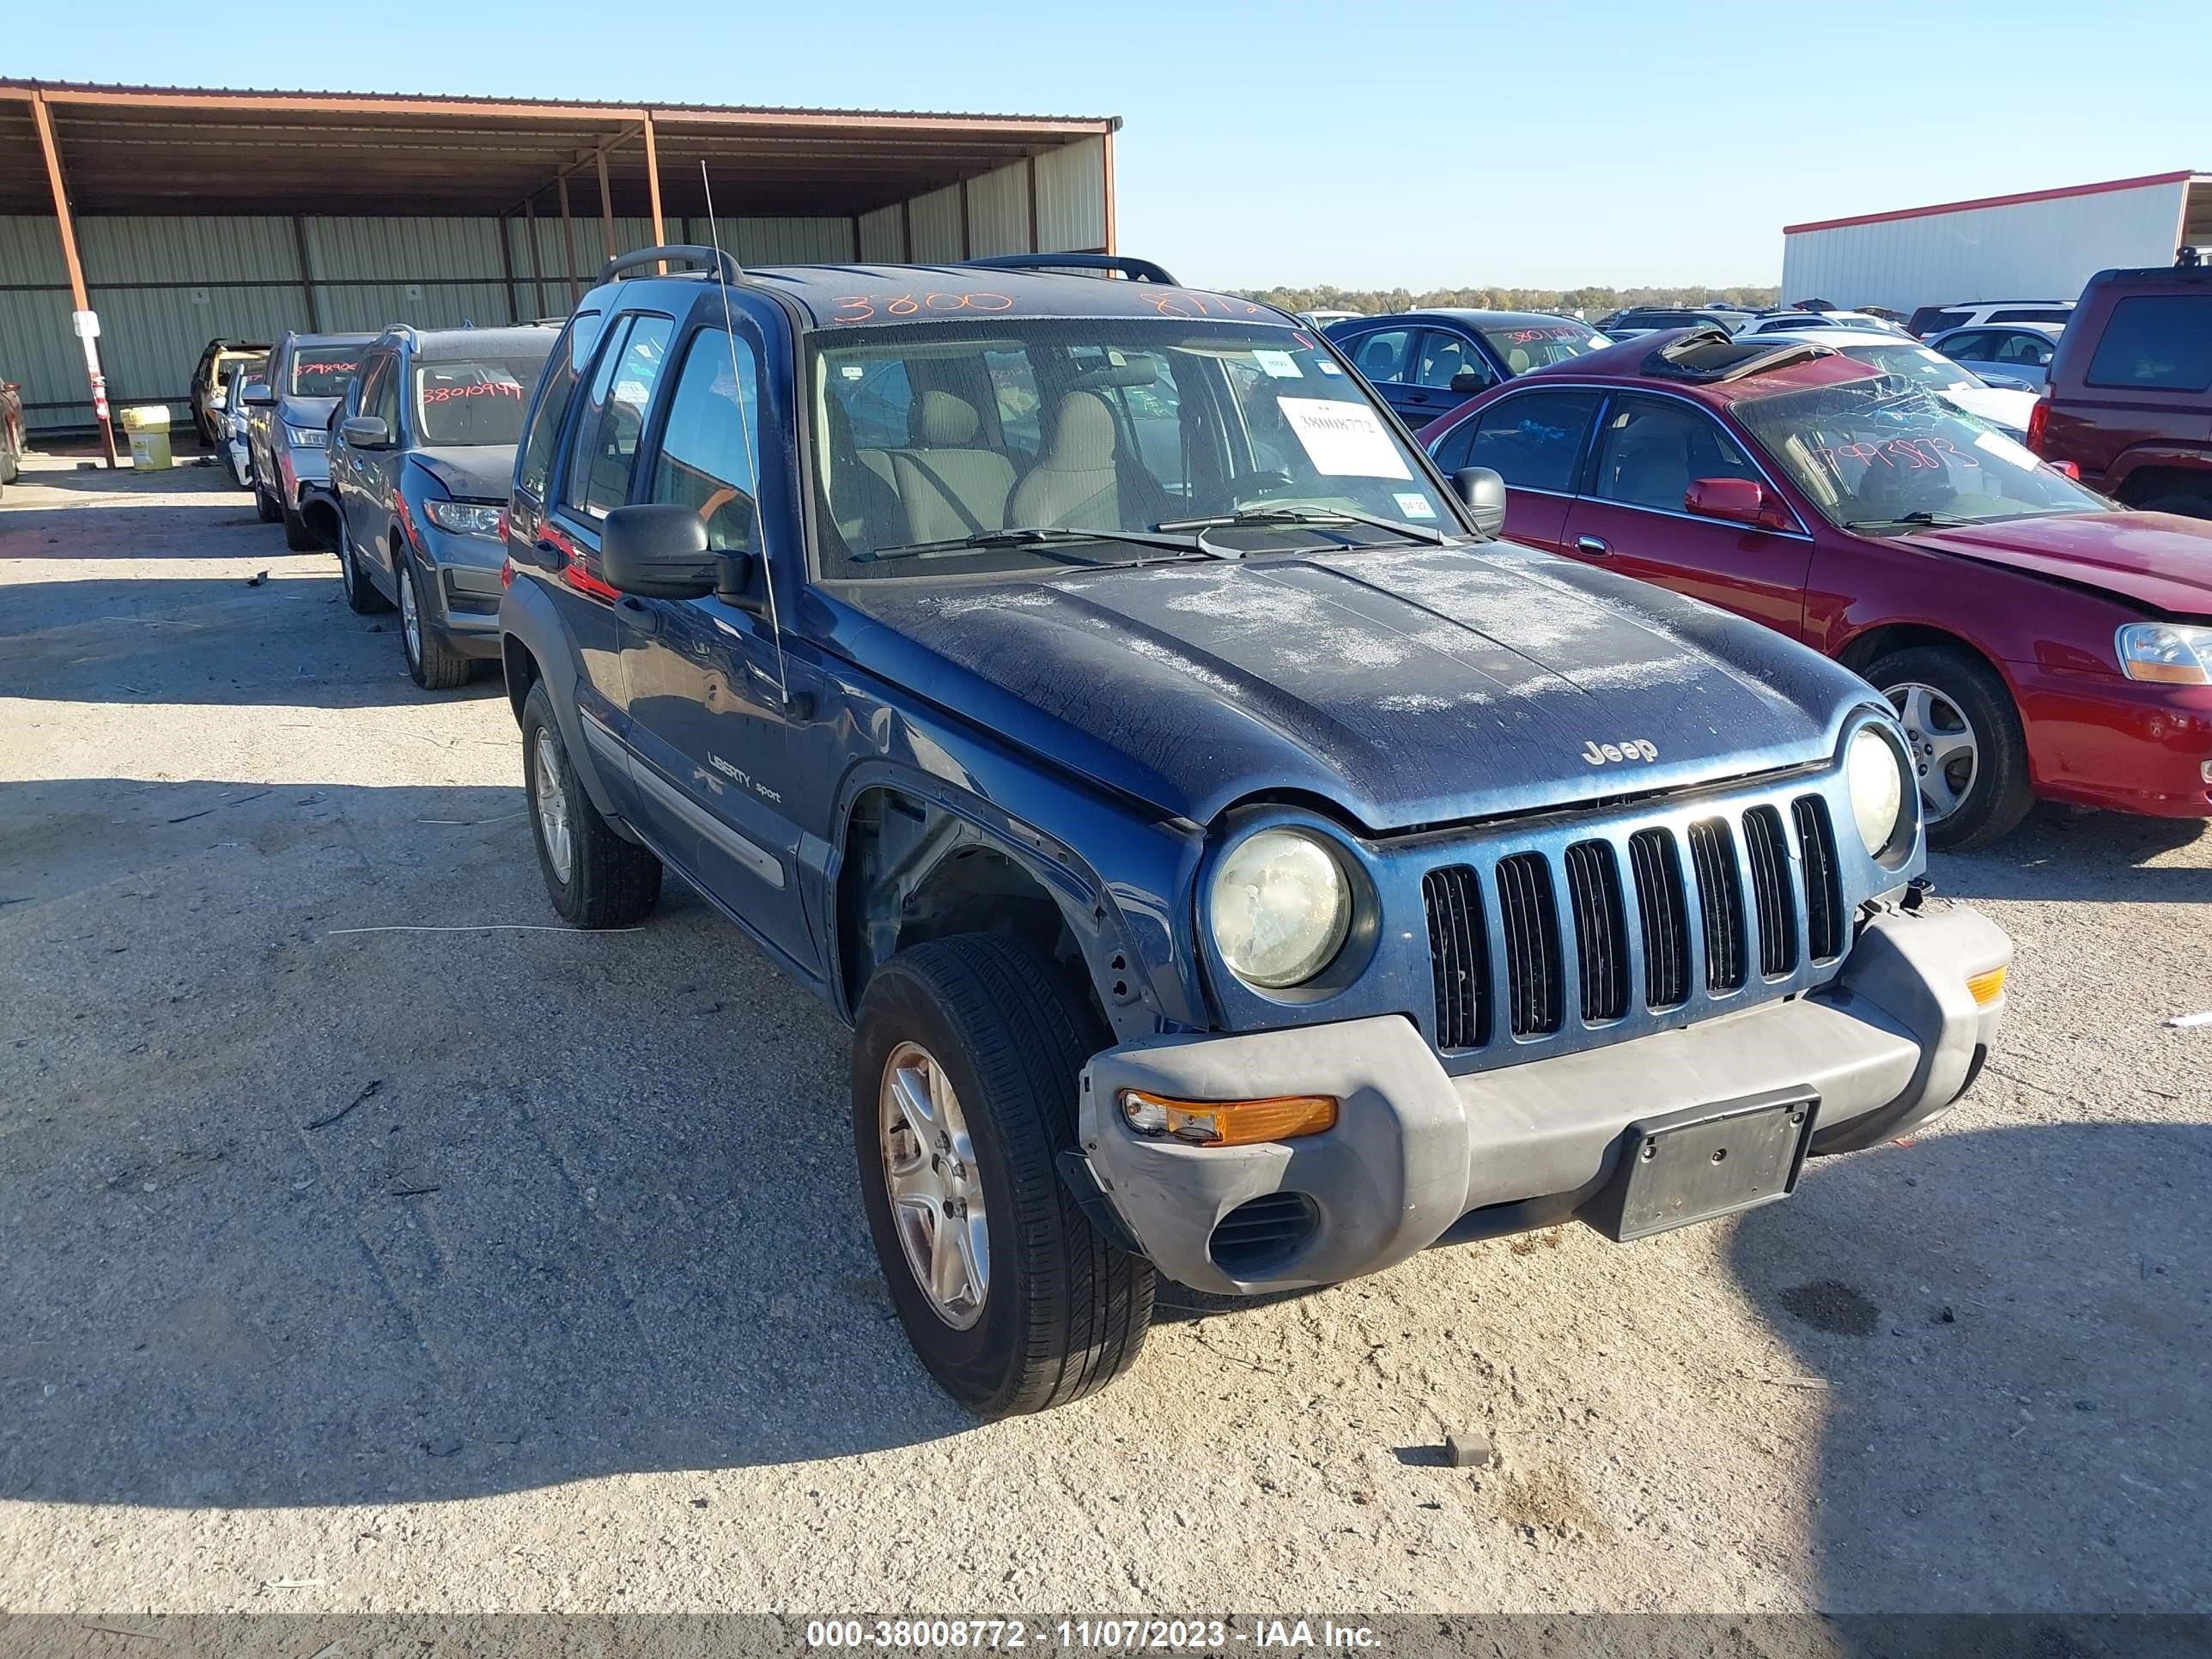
[{"left": 701, "top": 161, "right": 791, "bottom": 712}]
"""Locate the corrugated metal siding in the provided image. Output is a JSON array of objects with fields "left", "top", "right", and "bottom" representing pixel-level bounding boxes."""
[
  {"left": 1035, "top": 136, "right": 1106, "bottom": 252},
  {"left": 0, "top": 289, "right": 82, "bottom": 429},
  {"left": 908, "top": 185, "right": 964, "bottom": 263},
  {"left": 82, "top": 215, "right": 299, "bottom": 282},
  {"left": 0, "top": 216, "right": 68, "bottom": 285},
  {"left": 858, "top": 204, "right": 904, "bottom": 262},
  {"left": 966, "top": 162, "right": 1030, "bottom": 258},
  {"left": 1780, "top": 181, "right": 2190, "bottom": 313}
]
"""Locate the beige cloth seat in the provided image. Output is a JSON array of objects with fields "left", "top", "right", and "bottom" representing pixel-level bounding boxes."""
[
  {"left": 1006, "top": 390, "right": 1127, "bottom": 531},
  {"left": 890, "top": 391, "right": 1016, "bottom": 542}
]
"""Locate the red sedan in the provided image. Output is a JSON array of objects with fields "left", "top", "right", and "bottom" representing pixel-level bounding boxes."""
[{"left": 1416, "top": 329, "right": 2212, "bottom": 847}]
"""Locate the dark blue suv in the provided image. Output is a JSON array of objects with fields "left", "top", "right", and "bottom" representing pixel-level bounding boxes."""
[
  {"left": 500, "top": 246, "right": 2012, "bottom": 1417},
  {"left": 1326, "top": 309, "right": 1611, "bottom": 430}
]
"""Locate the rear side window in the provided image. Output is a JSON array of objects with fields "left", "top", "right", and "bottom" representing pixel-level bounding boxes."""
[
  {"left": 566, "top": 314, "right": 675, "bottom": 519},
  {"left": 1466, "top": 389, "right": 1601, "bottom": 493},
  {"left": 517, "top": 310, "right": 602, "bottom": 501},
  {"left": 2085, "top": 295, "right": 2212, "bottom": 392},
  {"left": 1911, "top": 308, "right": 1969, "bottom": 337},
  {"left": 1349, "top": 328, "right": 1413, "bottom": 384},
  {"left": 1990, "top": 307, "right": 2070, "bottom": 325}
]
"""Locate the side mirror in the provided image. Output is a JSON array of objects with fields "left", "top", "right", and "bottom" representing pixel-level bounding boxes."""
[
  {"left": 1449, "top": 369, "right": 1490, "bottom": 395},
  {"left": 339, "top": 415, "right": 390, "bottom": 448},
  {"left": 1451, "top": 466, "right": 1508, "bottom": 539},
  {"left": 714, "top": 546, "right": 760, "bottom": 610},
  {"left": 1686, "top": 476, "right": 1792, "bottom": 531},
  {"left": 242, "top": 380, "right": 274, "bottom": 406},
  {"left": 602, "top": 502, "right": 714, "bottom": 599}
]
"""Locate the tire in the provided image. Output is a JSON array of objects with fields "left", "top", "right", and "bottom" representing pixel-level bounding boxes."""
[
  {"left": 1867, "top": 645, "right": 2034, "bottom": 850},
  {"left": 335, "top": 510, "right": 392, "bottom": 616},
  {"left": 254, "top": 472, "right": 282, "bottom": 523},
  {"left": 854, "top": 935, "right": 1153, "bottom": 1418},
  {"left": 2133, "top": 489, "right": 2212, "bottom": 522},
  {"left": 282, "top": 496, "right": 320, "bottom": 551},
  {"left": 519, "top": 680, "right": 661, "bottom": 928},
  {"left": 398, "top": 556, "right": 475, "bottom": 690}
]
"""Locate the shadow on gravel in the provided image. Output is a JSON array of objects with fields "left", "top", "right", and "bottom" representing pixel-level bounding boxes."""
[
  {"left": 0, "top": 777, "right": 966, "bottom": 1508},
  {"left": 1932, "top": 805, "right": 2210, "bottom": 905},
  {"left": 1730, "top": 1121, "right": 2212, "bottom": 1612}
]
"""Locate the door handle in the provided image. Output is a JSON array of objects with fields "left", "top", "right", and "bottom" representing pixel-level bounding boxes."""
[
  {"left": 615, "top": 596, "right": 659, "bottom": 635},
  {"left": 1577, "top": 536, "right": 1611, "bottom": 556}
]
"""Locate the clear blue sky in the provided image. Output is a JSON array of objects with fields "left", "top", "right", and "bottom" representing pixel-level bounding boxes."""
[{"left": 15, "top": 0, "right": 2209, "bottom": 291}]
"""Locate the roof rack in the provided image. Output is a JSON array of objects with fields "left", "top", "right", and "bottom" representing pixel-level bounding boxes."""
[
  {"left": 599, "top": 245, "right": 744, "bottom": 285},
  {"left": 1639, "top": 326, "right": 1835, "bottom": 383},
  {"left": 963, "top": 252, "right": 1179, "bottom": 286}
]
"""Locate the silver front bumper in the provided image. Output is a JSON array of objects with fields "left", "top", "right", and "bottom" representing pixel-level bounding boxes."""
[{"left": 1076, "top": 899, "right": 2009, "bottom": 1295}]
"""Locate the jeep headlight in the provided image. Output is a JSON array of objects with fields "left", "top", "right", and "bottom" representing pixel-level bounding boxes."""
[
  {"left": 2116, "top": 623, "right": 2212, "bottom": 685},
  {"left": 1846, "top": 725, "right": 1913, "bottom": 860},
  {"left": 1210, "top": 828, "right": 1352, "bottom": 989}
]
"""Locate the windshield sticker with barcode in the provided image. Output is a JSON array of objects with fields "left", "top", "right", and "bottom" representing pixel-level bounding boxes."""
[{"left": 1278, "top": 398, "right": 1412, "bottom": 479}]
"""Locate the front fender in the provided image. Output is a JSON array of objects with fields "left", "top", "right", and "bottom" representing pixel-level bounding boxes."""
[{"left": 499, "top": 575, "right": 632, "bottom": 834}]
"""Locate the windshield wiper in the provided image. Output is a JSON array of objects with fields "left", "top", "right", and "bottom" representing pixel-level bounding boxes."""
[
  {"left": 864, "top": 525, "right": 1229, "bottom": 563},
  {"left": 1843, "top": 509, "right": 1979, "bottom": 532},
  {"left": 1154, "top": 504, "right": 1452, "bottom": 548}
]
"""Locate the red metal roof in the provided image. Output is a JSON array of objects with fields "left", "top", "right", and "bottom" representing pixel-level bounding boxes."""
[{"left": 1784, "top": 170, "right": 2204, "bottom": 238}]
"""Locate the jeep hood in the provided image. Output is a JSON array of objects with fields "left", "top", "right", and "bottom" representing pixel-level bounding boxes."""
[
  {"left": 1898, "top": 511, "right": 2212, "bottom": 617},
  {"left": 830, "top": 544, "right": 1874, "bottom": 831},
  {"left": 408, "top": 444, "right": 517, "bottom": 502}
]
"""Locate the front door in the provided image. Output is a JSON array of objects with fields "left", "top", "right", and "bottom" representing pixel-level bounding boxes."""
[
  {"left": 615, "top": 320, "right": 822, "bottom": 977},
  {"left": 1400, "top": 328, "right": 1497, "bottom": 431},
  {"left": 1562, "top": 392, "right": 1814, "bottom": 639},
  {"left": 1340, "top": 326, "right": 1428, "bottom": 430},
  {"left": 1437, "top": 386, "right": 1603, "bottom": 554}
]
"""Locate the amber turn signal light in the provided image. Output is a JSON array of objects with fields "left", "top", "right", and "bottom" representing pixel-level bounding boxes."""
[
  {"left": 1119, "top": 1090, "right": 1338, "bottom": 1147},
  {"left": 1967, "top": 964, "right": 2008, "bottom": 1006}
]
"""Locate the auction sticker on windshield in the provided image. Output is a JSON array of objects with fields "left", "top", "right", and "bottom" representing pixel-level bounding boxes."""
[
  {"left": 1253, "top": 349, "right": 1303, "bottom": 379},
  {"left": 1279, "top": 397, "right": 1411, "bottom": 479}
]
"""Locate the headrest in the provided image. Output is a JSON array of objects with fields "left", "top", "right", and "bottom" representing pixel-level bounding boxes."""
[
  {"left": 910, "top": 389, "right": 981, "bottom": 447},
  {"left": 1039, "top": 390, "right": 1117, "bottom": 469}
]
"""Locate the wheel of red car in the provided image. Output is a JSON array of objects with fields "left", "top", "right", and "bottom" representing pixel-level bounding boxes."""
[{"left": 1867, "top": 645, "right": 2033, "bottom": 850}]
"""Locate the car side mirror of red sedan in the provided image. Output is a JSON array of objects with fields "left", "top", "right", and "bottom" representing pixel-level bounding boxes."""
[{"left": 1686, "top": 476, "right": 1793, "bottom": 532}]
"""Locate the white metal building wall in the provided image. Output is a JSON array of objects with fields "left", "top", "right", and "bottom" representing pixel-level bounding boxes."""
[{"left": 1780, "top": 179, "right": 2192, "bottom": 313}]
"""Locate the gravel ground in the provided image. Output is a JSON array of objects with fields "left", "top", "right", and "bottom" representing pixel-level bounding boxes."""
[{"left": 1, "top": 453, "right": 2207, "bottom": 1615}]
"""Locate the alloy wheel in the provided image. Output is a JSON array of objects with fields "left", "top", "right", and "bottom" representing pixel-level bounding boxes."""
[
  {"left": 1887, "top": 681, "right": 1979, "bottom": 823},
  {"left": 532, "top": 728, "right": 574, "bottom": 884},
  {"left": 399, "top": 565, "right": 422, "bottom": 665},
  {"left": 878, "top": 1041, "right": 989, "bottom": 1329}
]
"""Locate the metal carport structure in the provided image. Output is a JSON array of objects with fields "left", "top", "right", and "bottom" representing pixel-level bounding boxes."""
[{"left": 0, "top": 80, "right": 1119, "bottom": 447}]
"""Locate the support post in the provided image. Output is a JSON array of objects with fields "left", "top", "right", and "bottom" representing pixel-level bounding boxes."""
[
  {"left": 959, "top": 176, "right": 972, "bottom": 259},
  {"left": 558, "top": 174, "right": 580, "bottom": 305},
  {"left": 1025, "top": 155, "right": 1040, "bottom": 252},
  {"left": 524, "top": 197, "right": 547, "bottom": 318},
  {"left": 290, "top": 216, "right": 323, "bottom": 331},
  {"left": 641, "top": 109, "right": 666, "bottom": 249},
  {"left": 1102, "top": 128, "right": 1117, "bottom": 255},
  {"left": 496, "top": 212, "right": 521, "bottom": 325},
  {"left": 30, "top": 89, "right": 117, "bottom": 465},
  {"left": 900, "top": 198, "right": 913, "bottom": 262},
  {"left": 597, "top": 148, "right": 617, "bottom": 260},
  {"left": 850, "top": 215, "right": 861, "bottom": 262}
]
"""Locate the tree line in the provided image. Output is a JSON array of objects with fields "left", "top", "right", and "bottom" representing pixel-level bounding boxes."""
[{"left": 1235, "top": 283, "right": 1783, "bottom": 316}]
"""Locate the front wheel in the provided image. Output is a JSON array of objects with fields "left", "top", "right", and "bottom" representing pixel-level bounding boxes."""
[
  {"left": 854, "top": 935, "right": 1152, "bottom": 1418},
  {"left": 398, "top": 558, "right": 475, "bottom": 690},
  {"left": 253, "top": 471, "right": 282, "bottom": 523},
  {"left": 1868, "top": 645, "right": 2033, "bottom": 850},
  {"left": 519, "top": 680, "right": 661, "bottom": 927}
]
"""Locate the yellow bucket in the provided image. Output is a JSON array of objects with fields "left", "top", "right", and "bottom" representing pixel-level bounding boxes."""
[{"left": 121, "top": 404, "right": 173, "bottom": 471}]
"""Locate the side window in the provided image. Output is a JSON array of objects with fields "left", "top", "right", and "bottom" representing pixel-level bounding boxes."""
[
  {"left": 1350, "top": 328, "right": 1413, "bottom": 385},
  {"left": 2087, "top": 296, "right": 2212, "bottom": 390},
  {"left": 833, "top": 357, "right": 912, "bottom": 451},
  {"left": 1942, "top": 331, "right": 1996, "bottom": 361},
  {"left": 1995, "top": 331, "right": 2054, "bottom": 369},
  {"left": 1067, "top": 345, "right": 1188, "bottom": 500},
  {"left": 1414, "top": 330, "right": 1490, "bottom": 391},
  {"left": 1430, "top": 416, "right": 1479, "bottom": 473},
  {"left": 371, "top": 354, "right": 402, "bottom": 431},
  {"left": 646, "top": 327, "right": 764, "bottom": 555},
  {"left": 352, "top": 354, "right": 389, "bottom": 422},
  {"left": 1466, "top": 389, "right": 1601, "bottom": 493},
  {"left": 566, "top": 313, "right": 674, "bottom": 520},
  {"left": 518, "top": 308, "right": 603, "bottom": 502},
  {"left": 1590, "top": 394, "right": 1759, "bottom": 511}
]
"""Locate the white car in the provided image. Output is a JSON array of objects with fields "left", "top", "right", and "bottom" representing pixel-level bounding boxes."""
[
  {"left": 1738, "top": 309, "right": 1910, "bottom": 337},
  {"left": 214, "top": 361, "right": 263, "bottom": 489},
  {"left": 1750, "top": 328, "right": 2039, "bottom": 438},
  {"left": 1906, "top": 299, "right": 2074, "bottom": 338},
  {"left": 1925, "top": 321, "right": 2066, "bottom": 392}
]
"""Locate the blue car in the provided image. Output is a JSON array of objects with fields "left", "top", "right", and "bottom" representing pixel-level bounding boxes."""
[
  {"left": 498, "top": 246, "right": 2011, "bottom": 1417},
  {"left": 1326, "top": 309, "right": 1611, "bottom": 429},
  {"left": 327, "top": 323, "right": 558, "bottom": 687}
]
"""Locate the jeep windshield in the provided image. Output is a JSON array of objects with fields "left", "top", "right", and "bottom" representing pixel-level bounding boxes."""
[
  {"left": 1733, "top": 374, "right": 2107, "bottom": 532},
  {"left": 289, "top": 348, "right": 365, "bottom": 398},
  {"left": 809, "top": 318, "right": 1461, "bottom": 579},
  {"left": 413, "top": 356, "right": 544, "bottom": 447}
]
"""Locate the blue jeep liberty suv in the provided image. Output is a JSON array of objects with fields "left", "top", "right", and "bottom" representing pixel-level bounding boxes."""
[{"left": 498, "top": 246, "right": 2013, "bottom": 1417}]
